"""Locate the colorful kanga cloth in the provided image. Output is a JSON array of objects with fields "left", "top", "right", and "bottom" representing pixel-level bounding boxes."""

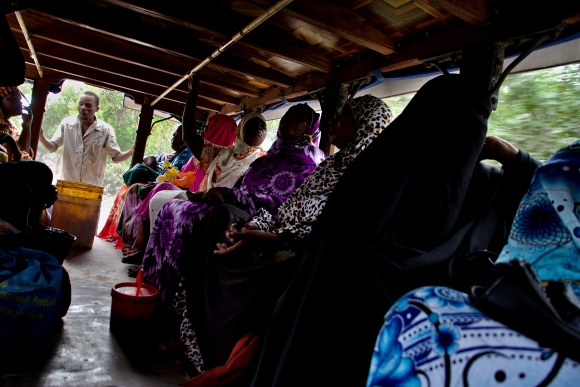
[
  {"left": 175, "top": 108, "right": 329, "bottom": 373},
  {"left": 186, "top": 113, "right": 238, "bottom": 193},
  {"left": 496, "top": 139, "right": 580, "bottom": 299},
  {"left": 110, "top": 116, "right": 237, "bottom": 250},
  {"left": 118, "top": 183, "right": 148, "bottom": 251},
  {"left": 142, "top": 110, "right": 326, "bottom": 322},
  {"left": 97, "top": 183, "right": 133, "bottom": 248},
  {"left": 366, "top": 286, "right": 580, "bottom": 387},
  {"left": 157, "top": 146, "right": 193, "bottom": 174},
  {"left": 198, "top": 112, "right": 267, "bottom": 192}
]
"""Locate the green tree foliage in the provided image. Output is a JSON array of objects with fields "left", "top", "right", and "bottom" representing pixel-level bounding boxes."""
[
  {"left": 489, "top": 65, "right": 580, "bottom": 162},
  {"left": 383, "top": 64, "right": 580, "bottom": 163}
]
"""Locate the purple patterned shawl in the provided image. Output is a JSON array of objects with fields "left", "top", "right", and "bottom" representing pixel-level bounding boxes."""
[
  {"left": 142, "top": 123, "right": 325, "bottom": 310},
  {"left": 217, "top": 129, "right": 326, "bottom": 217}
]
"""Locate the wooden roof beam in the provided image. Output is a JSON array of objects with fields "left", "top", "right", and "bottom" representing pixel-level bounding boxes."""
[
  {"left": 15, "top": 38, "right": 241, "bottom": 106},
  {"left": 221, "top": 0, "right": 580, "bottom": 114},
  {"left": 278, "top": 0, "right": 397, "bottom": 55},
  {"left": 10, "top": 13, "right": 261, "bottom": 98},
  {"left": 25, "top": 64, "right": 207, "bottom": 121},
  {"left": 23, "top": 56, "right": 223, "bottom": 112},
  {"left": 239, "top": 32, "right": 335, "bottom": 73},
  {"left": 28, "top": 0, "right": 333, "bottom": 74},
  {"left": 429, "top": 0, "right": 489, "bottom": 25},
  {"left": 23, "top": 3, "right": 294, "bottom": 87}
]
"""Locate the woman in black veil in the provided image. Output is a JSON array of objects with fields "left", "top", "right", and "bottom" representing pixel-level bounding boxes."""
[{"left": 249, "top": 74, "right": 541, "bottom": 387}]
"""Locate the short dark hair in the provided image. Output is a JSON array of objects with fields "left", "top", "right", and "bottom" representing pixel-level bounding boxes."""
[{"left": 82, "top": 91, "right": 100, "bottom": 107}]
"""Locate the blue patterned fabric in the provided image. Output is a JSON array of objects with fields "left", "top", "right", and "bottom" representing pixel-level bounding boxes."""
[
  {"left": 497, "top": 139, "right": 580, "bottom": 298},
  {"left": 157, "top": 147, "right": 193, "bottom": 173},
  {"left": 367, "top": 286, "right": 580, "bottom": 387}
]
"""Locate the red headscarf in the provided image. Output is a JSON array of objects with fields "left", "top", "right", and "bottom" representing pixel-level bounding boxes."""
[{"left": 180, "top": 114, "right": 238, "bottom": 192}]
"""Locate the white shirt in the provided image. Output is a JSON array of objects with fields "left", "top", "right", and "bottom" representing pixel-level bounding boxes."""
[{"left": 51, "top": 115, "right": 121, "bottom": 186}]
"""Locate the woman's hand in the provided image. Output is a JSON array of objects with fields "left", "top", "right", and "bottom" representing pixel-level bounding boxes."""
[
  {"left": 215, "top": 223, "right": 280, "bottom": 256},
  {"left": 225, "top": 221, "right": 258, "bottom": 244},
  {"left": 201, "top": 188, "right": 227, "bottom": 206},
  {"left": 21, "top": 106, "right": 32, "bottom": 129},
  {"left": 479, "top": 136, "right": 519, "bottom": 168}
]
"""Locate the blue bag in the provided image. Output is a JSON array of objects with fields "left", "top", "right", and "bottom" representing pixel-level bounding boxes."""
[{"left": 0, "top": 247, "right": 63, "bottom": 350}]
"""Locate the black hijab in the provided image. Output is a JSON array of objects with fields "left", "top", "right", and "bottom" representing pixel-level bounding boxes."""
[
  {"left": 319, "top": 74, "right": 492, "bottom": 251},
  {"left": 249, "top": 74, "right": 539, "bottom": 387}
]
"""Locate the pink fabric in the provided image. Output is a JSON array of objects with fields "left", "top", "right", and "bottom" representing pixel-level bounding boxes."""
[
  {"left": 180, "top": 157, "right": 205, "bottom": 193},
  {"left": 131, "top": 115, "right": 239, "bottom": 224},
  {"left": 135, "top": 182, "right": 181, "bottom": 219},
  {"left": 187, "top": 114, "right": 237, "bottom": 192}
]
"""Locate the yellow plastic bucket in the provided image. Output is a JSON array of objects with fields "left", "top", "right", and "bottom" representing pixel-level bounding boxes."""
[
  {"left": 50, "top": 180, "right": 104, "bottom": 249},
  {"left": 55, "top": 180, "right": 104, "bottom": 199}
]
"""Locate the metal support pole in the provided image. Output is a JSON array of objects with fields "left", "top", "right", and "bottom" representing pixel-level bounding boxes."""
[
  {"left": 151, "top": 0, "right": 294, "bottom": 106},
  {"left": 15, "top": 11, "right": 43, "bottom": 78}
]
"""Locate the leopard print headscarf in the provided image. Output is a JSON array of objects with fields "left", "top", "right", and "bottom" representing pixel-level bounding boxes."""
[{"left": 252, "top": 95, "right": 393, "bottom": 238}]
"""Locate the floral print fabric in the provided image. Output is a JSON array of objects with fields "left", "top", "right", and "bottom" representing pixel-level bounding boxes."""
[
  {"left": 198, "top": 112, "right": 267, "bottom": 192},
  {"left": 367, "top": 286, "right": 580, "bottom": 387},
  {"left": 143, "top": 199, "right": 212, "bottom": 309},
  {"left": 142, "top": 125, "right": 325, "bottom": 311},
  {"left": 496, "top": 139, "right": 580, "bottom": 298}
]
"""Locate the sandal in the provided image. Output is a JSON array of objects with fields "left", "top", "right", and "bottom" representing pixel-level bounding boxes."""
[
  {"left": 122, "top": 247, "right": 138, "bottom": 256},
  {"left": 127, "top": 266, "right": 141, "bottom": 278},
  {"left": 121, "top": 250, "right": 144, "bottom": 265}
]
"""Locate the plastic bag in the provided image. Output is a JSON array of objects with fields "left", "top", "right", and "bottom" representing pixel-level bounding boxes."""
[
  {"left": 171, "top": 171, "right": 197, "bottom": 189},
  {"left": 0, "top": 247, "right": 63, "bottom": 350}
]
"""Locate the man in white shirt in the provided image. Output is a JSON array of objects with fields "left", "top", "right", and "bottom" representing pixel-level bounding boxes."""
[{"left": 39, "top": 91, "right": 134, "bottom": 186}]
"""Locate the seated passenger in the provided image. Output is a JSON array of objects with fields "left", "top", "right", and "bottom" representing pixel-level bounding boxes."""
[
  {"left": 176, "top": 95, "right": 393, "bottom": 379},
  {"left": 119, "top": 111, "right": 257, "bottom": 264},
  {"left": 151, "top": 124, "right": 194, "bottom": 175},
  {"left": 101, "top": 124, "right": 197, "bottom": 252},
  {"left": 247, "top": 74, "right": 541, "bottom": 387},
  {"left": 100, "top": 120, "right": 235, "bottom": 248},
  {"left": 0, "top": 86, "right": 33, "bottom": 161},
  {"left": 366, "top": 139, "right": 580, "bottom": 386},
  {"left": 141, "top": 103, "right": 325, "bottom": 316},
  {"left": 133, "top": 113, "right": 239, "bottom": 236},
  {"left": 142, "top": 155, "right": 158, "bottom": 170},
  {"left": 0, "top": 161, "right": 57, "bottom": 231},
  {"left": 0, "top": 161, "right": 71, "bottom": 321}
]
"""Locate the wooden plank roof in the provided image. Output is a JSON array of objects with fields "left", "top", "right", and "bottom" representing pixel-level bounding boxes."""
[{"left": 7, "top": 0, "right": 580, "bottom": 119}]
